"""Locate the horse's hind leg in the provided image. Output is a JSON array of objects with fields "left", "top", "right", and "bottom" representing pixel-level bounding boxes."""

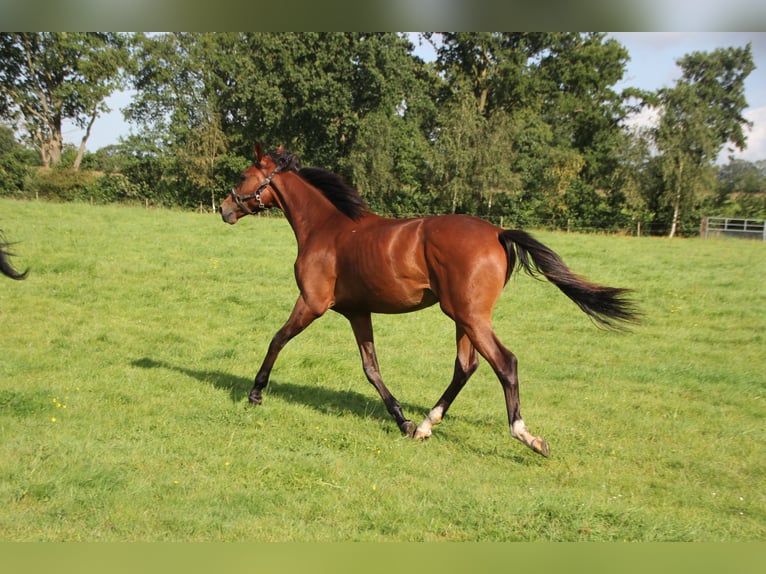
[
  {"left": 347, "top": 313, "right": 415, "bottom": 437},
  {"left": 415, "top": 327, "right": 478, "bottom": 439},
  {"left": 463, "top": 320, "right": 550, "bottom": 457}
]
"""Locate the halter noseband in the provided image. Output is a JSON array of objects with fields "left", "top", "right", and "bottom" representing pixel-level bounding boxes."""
[{"left": 230, "top": 166, "right": 281, "bottom": 215}]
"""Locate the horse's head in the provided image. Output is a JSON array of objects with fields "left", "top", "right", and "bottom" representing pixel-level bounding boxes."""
[{"left": 220, "top": 143, "right": 283, "bottom": 224}]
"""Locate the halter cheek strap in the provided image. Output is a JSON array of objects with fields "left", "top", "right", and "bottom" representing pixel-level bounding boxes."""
[{"left": 230, "top": 166, "right": 281, "bottom": 215}]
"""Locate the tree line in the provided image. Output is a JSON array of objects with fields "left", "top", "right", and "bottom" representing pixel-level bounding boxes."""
[{"left": 1, "top": 32, "right": 763, "bottom": 236}]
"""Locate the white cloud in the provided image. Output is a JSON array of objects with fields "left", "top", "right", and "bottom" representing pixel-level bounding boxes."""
[{"left": 726, "top": 105, "right": 766, "bottom": 163}]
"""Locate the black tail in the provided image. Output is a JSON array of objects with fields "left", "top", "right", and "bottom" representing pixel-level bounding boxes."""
[
  {"left": 0, "top": 232, "right": 28, "bottom": 280},
  {"left": 499, "top": 230, "right": 638, "bottom": 330}
]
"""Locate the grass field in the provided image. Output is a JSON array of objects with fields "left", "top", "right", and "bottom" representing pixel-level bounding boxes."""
[{"left": 0, "top": 197, "right": 764, "bottom": 541}]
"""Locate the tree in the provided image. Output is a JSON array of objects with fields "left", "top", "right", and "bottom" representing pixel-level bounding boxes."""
[
  {"left": 535, "top": 33, "right": 631, "bottom": 189},
  {"left": 241, "top": 32, "right": 422, "bottom": 172},
  {"left": 712, "top": 158, "right": 766, "bottom": 218},
  {"left": 651, "top": 44, "right": 754, "bottom": 237},
  {"left": 0, "top": 125, "right": 32, "bottom": 196},
  {"left": 0, "top": 33, "right": 130, "bottom": 170},
  {"left": 433, "top": 32, "right": 551, "bottom": 116},
  {"left": 431, "top": 33, "right": 632, "bottom": 224},
  {"left": 428, "top": 89, "right": 521, "bottom": 216},
  {"left": 127, "top": 33, "right": 428, "bottom": 208},
  {"left": 346, "top": 39, "right": 440, "bottom": 215},
  {"left": 127, "top": 33, "right": 251, "bottom": 207}
]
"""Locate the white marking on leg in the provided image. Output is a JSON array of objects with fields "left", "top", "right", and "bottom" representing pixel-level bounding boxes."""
[
  {"left": 511, "top": 419, "right": 549, "bottom": 455},
  {"left": 414, "top": 406, "right": 444, "bottom": 440},
  {"left": 414, "top": 419, "right": 432, "bottom": 439},
  {"left": 511, "top": 419, "right": 537, "bottom": 448},
  {"left": 428, "top": 405, "right": 444, "bottom": 425},
  {"left": 511, "top": 419, "right": 528, "bottom": 440}
]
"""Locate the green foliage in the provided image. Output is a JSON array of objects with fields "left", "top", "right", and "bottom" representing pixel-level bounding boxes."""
[
  {"left": 563, "top": 179, "right": 629, "bottom": 231},
  {"left": 0, "top": 33, "right": 130, "bottom": 169},
  {"left": 436, "top": 33, "right": 631, "bottom": 191},
  {"left": 707, "top": 159, "right": 766, "bottom": 218},
  {"left": 22, "top": 168, "right": 92, "bottom": 202},
  {"left": 1, "top": 199, "right": 764, "bottom": 541},
  {"left": 1, "top": 33, "right": 762, "bottom": 234},
  {"left": 0, "top": 154, "right": 28, "bottom": 197},
  {"left": 21, "top": 168, "right": 143, "bottom": 204},
  {"left": 0, "top": 126, "right": 32, "bottom": 197},
  {"left": 649, "top": 44, "right": 755, "bottom": 236}
]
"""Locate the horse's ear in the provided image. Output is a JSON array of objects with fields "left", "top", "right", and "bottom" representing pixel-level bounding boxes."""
[{"left": 254, "top": 143, "right": 264, "bottom": 163}]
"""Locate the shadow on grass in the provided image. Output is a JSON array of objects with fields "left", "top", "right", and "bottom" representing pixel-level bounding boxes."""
[
  {"left": 131, "top": 357, "right": 536, "bottom": 463},
  {"left": 130, "top": 357, "right": 425, "bottom": 426},
  {"left": 132, "top": 357, "right": 251, "bottom": 401}
]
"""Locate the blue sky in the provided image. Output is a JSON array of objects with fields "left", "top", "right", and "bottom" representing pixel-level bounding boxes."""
[
  {"left": 66, "top": 32, "right": 766, "bottom": 163},
  {"left": 611, "top": 32, "right": 766, "bottom": 162}
]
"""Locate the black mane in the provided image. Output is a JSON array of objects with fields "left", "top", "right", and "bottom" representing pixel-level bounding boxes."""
[
  {"left": 298, "top": 167, "right": 368, "bottom": 221},
  {"left": 267, "top": 149, "right": 368, "bottom": 221}
]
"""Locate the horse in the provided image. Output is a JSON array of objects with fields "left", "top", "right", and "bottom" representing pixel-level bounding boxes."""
[
  {"left": 0, "top": 231, "right": 28, "bottom": 280},
  {"left": 219, "top": 145, "right": 638, "bottom": 457}
]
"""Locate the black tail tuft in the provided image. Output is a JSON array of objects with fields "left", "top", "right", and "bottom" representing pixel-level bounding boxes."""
[
  {"left": 0, "top": 232, "right": 28, "bottom": 281},
  {"left": 499, "top": 230, "right": 639, "bottom": 330}
]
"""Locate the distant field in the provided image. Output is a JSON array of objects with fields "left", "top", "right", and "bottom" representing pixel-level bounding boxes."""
[{"left": 0, "top": 198, "right": 764, "bottom": 541}]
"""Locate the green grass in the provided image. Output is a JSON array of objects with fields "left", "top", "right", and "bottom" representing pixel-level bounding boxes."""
[{"left": 0, "top": 198, "right": 764, "bottom": 541}]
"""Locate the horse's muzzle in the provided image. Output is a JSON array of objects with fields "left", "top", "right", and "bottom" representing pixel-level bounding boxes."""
[{"left": 220, "top": 205, "right": 238, "bottom": 225}]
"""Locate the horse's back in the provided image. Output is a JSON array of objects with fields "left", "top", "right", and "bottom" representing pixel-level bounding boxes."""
[{"left": 421, "top": 214, "right": 501, "bottom": 241}]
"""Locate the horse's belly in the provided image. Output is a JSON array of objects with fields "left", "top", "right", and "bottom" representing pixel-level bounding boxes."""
[
  {"left": 373, "top": 287, "right": 438, "bottom": 314},
  {"left": 333, "top": 281, "right": 437, "bottom": 315}
]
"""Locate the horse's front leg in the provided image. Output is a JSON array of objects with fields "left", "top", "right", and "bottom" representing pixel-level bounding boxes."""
[
  {"left": 250, "top": 295, "right": 320, "bottom": 404},
  {"left": 346, "top": 312, "right": 415, "bottom": 437}
]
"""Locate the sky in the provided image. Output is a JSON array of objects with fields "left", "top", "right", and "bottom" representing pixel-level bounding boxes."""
[
  {"left": 611, "top": 32, "right": 766, "bottom": 163},
  {"left": 65, "top": 32, "right": 766, "bottom": 164}
]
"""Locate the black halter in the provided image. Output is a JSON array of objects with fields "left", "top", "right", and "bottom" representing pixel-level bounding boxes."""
[{"left": 230, "top": 166, "right": 281, "bottom": 215}]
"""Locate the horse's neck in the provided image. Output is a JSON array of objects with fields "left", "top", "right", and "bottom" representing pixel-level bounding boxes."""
[{"left": 276, "top": 172, "right": 340, "bottom": 245}]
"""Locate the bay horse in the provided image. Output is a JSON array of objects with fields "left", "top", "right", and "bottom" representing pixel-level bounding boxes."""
[
  {"left": 1, "top": 231, "right": 28, "bottom": 280},
  {"left": 220, "top": 145, "right": 637, "bottom": 457}
]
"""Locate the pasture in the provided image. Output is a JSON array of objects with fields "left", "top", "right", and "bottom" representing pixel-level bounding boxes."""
[{"left": 0, "top": 198, "right": 763, "bottom": 541}]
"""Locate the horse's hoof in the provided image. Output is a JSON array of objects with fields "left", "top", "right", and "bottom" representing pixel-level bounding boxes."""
[
  {"left": 401, "top": 420, "right": 416, "bottom": 438},
  {"left": 413, "top": 428, "right": 431, "bottom": 441},
  {"left": 413, "top": 421, "right": 432, "bottom": 440},
  {"left": 533, "top": 438, "right": 550, "bottom": 458},
  {"left": 248, "top": 391, "right": 262, "bottom": 405}
]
